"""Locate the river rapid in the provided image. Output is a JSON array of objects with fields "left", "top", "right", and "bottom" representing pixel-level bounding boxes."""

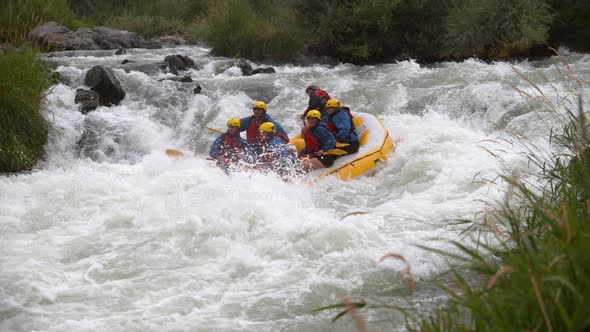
[{"left": 1, "top": 46, "right": 589, "bottom": 331}]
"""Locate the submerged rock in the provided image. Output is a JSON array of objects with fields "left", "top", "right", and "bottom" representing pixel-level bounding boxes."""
[
  {"left": 237, "top": 59, "right": 253, "bottom": 76},
  {"left": 84, "top": 65, "right": 126, "bottom": 106},
  {"left": 162, "top": 54, "right": 199, "bottom": 75},
  {"left": 252, "top": 67, "right": 276, "bottom": 75},
  {"left": 74, "top": 89, "right": 100, "bottom": 113}
]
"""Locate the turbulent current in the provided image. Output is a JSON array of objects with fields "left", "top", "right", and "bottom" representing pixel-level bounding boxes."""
[{"left": 1, "top": 46, "right": 589, "bottom": 331}]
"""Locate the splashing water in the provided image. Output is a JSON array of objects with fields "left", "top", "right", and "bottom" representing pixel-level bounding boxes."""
[{"left": 1, "top": 46, "right": 589, "bottom": 331}]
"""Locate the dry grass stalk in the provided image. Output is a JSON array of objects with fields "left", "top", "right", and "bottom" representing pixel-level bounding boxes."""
[
  {"left": 339, "top": 295, "right": 368, "bottom": 332},
  {"left": 486, "top": 266, "right": 513, "bottom": 290},
  {"left": 379, "top": 253, "right": 415, "bottom": 294},
  {"left": 528, "top": 261, "right": 554, "bottom": 332},
  {"left": 339, "top": 211, "right": 369, "bottom": 221},
  {"left": 511, "top": 66, "right": 548, "bottom": 101}
]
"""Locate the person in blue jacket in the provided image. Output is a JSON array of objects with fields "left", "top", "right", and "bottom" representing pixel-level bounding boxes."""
[
  {"left": 240, "top": 101, "right": 288, "bottom": 156},
  {"left": 256, "top": 122, "right": 299, "bottom": 176},
  {"left": 209, "top": 117, "right": 256, "bottom": 170},
  {"left": 323, "top": 98, "right": 360, "bottom": 155},
  {"left": 299, "top": 110, "right": 337, "bottom": 172}
]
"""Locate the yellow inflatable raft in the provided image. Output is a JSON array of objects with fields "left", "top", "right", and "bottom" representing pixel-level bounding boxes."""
[{"left": 290, "top": 112, "right": 394, "bottom": 181}]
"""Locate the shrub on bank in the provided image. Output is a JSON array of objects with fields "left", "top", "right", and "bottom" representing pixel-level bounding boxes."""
[
  {"left": 203, "top": 0, "right": 304, "bottom": 60},
  {"left": 443, "top": 0, "right": 553, "bottom": 59},
  {"left": 105, "top": 15, "right": 185, "bottom": 39},
  {"left": 0, "top": 48, "right": 50, "bottom": 173}
]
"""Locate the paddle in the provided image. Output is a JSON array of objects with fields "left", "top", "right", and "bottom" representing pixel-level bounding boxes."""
[
  {"left": 324, "top": 148, "right": 348, "bottom": 156},
  {"left": 206, "top": 126, "right": 224, "bottom": 134},
  {"left": 165, "top": 148, "right": 187, "bottom": 157}
]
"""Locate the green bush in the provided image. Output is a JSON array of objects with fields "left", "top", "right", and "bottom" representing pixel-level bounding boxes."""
[
  {"left": 105, "top": 15, "right": 185, "bottom": 38},
  {"left": 548, "top": 0, "right": 590, "bottom": 52},
  {"left": 205, "top": 0, "right": 304, "bottom": 60},
  {"left": 443, "top": 0, "right": 553, "bottom": 59},
  {"left": 0, "top": 48, "right": 50, "bottom": 172}
]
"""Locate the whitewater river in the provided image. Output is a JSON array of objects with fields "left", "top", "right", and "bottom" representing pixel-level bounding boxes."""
[{"left": 1, "top": 46, "right": 588, "bottom": 331}]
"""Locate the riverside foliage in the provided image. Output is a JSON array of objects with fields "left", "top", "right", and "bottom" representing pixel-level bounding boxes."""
[
  {"left": 64, "top": 0, "right": 589, "bottom": 63},
  {"left": 0, "top": 0, "right": 72, "bottom": 172}
]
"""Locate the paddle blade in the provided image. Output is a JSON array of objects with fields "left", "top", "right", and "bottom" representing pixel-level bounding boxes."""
[
  {"left": 206, "top": 127, "right": 225, "bottom": 134},
  {"left": 165, "top": 149, "right": 185, "bottom": 157},
  {"left": 325, "top": 148, "right": 349, "bottom": 156}
]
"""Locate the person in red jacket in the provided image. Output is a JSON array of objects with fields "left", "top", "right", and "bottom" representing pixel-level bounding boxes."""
[
  {"left": 300, "top": 85, "right": 331, "bottom": 119},
  {"left": 240, "top": 101, "right": 288, "bottom": 156},
  {"left": 299, "top": 110, "right": 337, "bottom": 172}
]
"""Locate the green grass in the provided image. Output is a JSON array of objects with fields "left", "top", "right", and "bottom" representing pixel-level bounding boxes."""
[
  {"left": 0, "top": 0, "right": 82, "bottom": 45},
  {"left": 0, "top": 48, "right": 50, "bottom": 173},
  {"left": 314, "top": 55, "right": 590, "bottom": 331},
  {"left": 403, "top": 56, "right": 590, "bottom": 331}
]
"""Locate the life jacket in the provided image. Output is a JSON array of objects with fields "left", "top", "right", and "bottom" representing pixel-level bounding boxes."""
[
  {"left": 302, "top": 127, "right": 320, "bottom": 155},
  {"left": 246, "top": 116, "right": 265, "bottom": 145},
  {"left": 315, "top": 89, "right": 330, "bottom": 103},
  {"left": 327, "top": 107, "right": 354, "bottom": 135},
  {"left": 303, "top": 89, "right": 331, "bottom": 117},
  {"left": 219, "top": 134, "right": 241, "bottom": 163}
]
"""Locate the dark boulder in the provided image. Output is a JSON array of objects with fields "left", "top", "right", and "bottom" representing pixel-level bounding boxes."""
[
  {"left": 115, "top": 48, "right": 126, "bottom": 55},
  {"left": 121, "top": 59, "right": 134, "bottom": 65},
  {"left": 252, "top": 67, "right": 276, "bottom": 75},
  {"left": 74, "top": 89, "right": 100, "bottom": 113},
  {"left": 237, "top": 59, "right": 253, "bottom": 76},
  {"left": 194, "top": 85, "right": 202, "bottom": 94},
  {"left": 162, "top": 54, "right": 198, "bottom": 75},
  {"left": 84, "top": 65, "right": 126, "bottom": 106},
  {"left": 159, "top": 75, "right": 193, "bottom": 83}
]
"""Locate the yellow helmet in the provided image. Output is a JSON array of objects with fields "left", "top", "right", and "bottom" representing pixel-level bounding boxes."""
[
  {"left": 252, "top": 101, "right": 267, "bottom": 111},
  {"left": 325, "top": 98, "right": 341, "bottom": 109},
  {"left": 226, "top": 117, "right": 241, "bottom": 127},
  {"left": 259, "top": 122, "right": 276, "bottom": 133},
  {"left": 306, "top": 110, "right": 322, "bottom": 120}
]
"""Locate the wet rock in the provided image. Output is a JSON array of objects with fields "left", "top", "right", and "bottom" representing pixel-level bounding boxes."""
[
  {"left": 48, "top": 71, "right": 69, "bottom": 86},
  {"left": 252, "top": 67, "right": 276, "bottom": 75},
  {"left": 162, "top": 54, "right": 198, "bottom": 75},
  {"left": 123, "top": 63, "right": 161, "bottom": 75},
  {"left": 194, "top": 85, "right": 202, "bottom": 94},
  {"left": 74, "top": 89, "right": 100, "bottom": 113},
  {"left": 121, "top": 59, "right": 134, "bottom": 65},
  {"left": 30, "top": 22, "right": 164, "bottom": 50},
  {"left": 84, "top": 65, "right": 126, "bottom": 106},
  {"left": 30, "top": 22, "right": 82, "bottom": 51},
  {"left": 159, "top": 75, "right": 193, "bottom": 83},
  {"left": 151, "top": 35, "right": 187, "bottom": 46},
  {"left": 115, "top": 48, "right": 126, "bottom": 55},
  {"left": 237, "top": 59, "right": 253, "bottom": 76}
]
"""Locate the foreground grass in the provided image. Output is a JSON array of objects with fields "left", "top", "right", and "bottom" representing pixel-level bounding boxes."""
[
  {"left": 403, "top": 57, "right": 590, "bottom": 331},
  {"left": 0, "top": 48, "right": 50, "bottom": 173},
  {"left": 0, "top": 0, "right": 61, "bottom": 172},
  {"left": 315, "top": 56, "right": 590, "bottom": 331}
]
